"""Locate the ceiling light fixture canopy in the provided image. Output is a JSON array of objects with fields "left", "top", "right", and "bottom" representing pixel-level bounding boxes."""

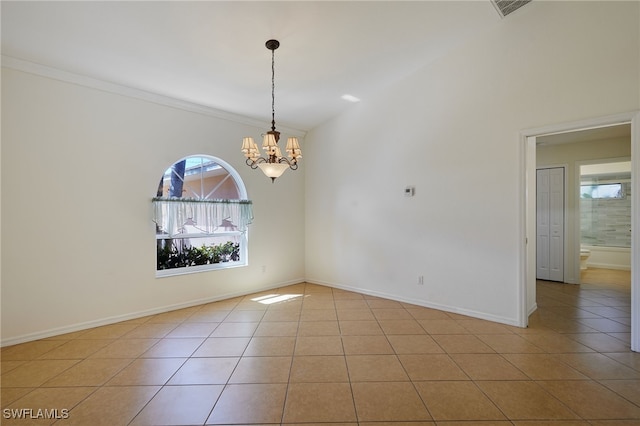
[{"left": 241, "top": 39, "right": 301, "bottom": 182}]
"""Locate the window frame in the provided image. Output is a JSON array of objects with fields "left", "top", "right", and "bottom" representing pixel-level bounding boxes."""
[{"left": 155, "top": 155, "right": 250, "bottom": 278}]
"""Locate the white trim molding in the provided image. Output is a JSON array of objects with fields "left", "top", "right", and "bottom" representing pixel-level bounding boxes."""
[
  {"left": 1, "top": 55, "right": 307, "bottom": 138},
  {"left": 632, "top": 111, "right": 640, "bottom": 352}
]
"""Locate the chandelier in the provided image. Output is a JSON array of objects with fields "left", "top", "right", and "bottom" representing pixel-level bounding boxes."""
[{"left": 241, "top": 39, "right": 302, "bottom": 182}]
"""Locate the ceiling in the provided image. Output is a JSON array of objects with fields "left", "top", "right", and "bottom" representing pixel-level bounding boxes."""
[{"left": 1, "top": 1, "right": 504, "bottom": 132}]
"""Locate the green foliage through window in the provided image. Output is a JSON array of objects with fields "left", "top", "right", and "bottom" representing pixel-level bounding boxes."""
[{"left": 157, "top": 241, "right": 240, "bottom": 270}]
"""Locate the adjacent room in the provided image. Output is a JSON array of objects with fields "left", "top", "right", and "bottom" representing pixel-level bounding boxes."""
[{"left": 2, "top": 1, "right": 639, "bottom": 424}]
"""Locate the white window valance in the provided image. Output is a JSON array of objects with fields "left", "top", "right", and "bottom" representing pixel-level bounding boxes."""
[{"left": 152, "top": 197, "right": 254, "bottom": 237}]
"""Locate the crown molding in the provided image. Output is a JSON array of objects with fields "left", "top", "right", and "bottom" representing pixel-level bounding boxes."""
[{"left": 1, "top": 55, "right": 306, "bottom": 137}]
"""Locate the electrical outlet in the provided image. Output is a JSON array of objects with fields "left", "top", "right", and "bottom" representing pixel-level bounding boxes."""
[
  {"left": 417, "top": 275, "right": 424, "bottom": 285},
  {"left": 261, "top": 265, "right": 267, "bottom": 273}
]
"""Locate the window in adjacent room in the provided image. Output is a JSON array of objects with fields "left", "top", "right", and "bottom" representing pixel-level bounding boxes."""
[
  {"left": 153, "top": 155, "right": 252, "bottom": 277},
  {"left": 580, "top": 183, "right": 625, "bottom": 199}
]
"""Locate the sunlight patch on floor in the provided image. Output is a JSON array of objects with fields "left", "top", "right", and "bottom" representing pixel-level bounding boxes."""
[{"left": 251, "top": 294, "right": 303, "bottom": 305}]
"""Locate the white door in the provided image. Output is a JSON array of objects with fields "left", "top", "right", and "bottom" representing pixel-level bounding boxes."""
[
  {"left": 536, "top": 168, "right": 564, "bottom": 281},
  {"left": 536, "top": 169, "right": 550, "bottom": 280}
]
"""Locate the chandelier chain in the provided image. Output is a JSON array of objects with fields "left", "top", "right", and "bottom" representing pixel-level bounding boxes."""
[{"left": 271, "top": 47, "right": 276, "bottom": 132}]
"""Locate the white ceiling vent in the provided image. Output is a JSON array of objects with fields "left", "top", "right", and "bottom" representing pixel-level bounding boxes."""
[{"left": 491, "top": 0, "right": 532, "bottom": 18}]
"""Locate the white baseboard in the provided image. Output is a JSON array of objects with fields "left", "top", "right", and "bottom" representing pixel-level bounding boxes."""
[
  {"left": 305, "top": 278, "right": 524, "bottom": 328},
  {"left": 586, "top": 263, "right": 631, "bottom": 271},
  {"left": 3, "top": 276, "right": 528, "bottom": 346},
  {"left": 1, "top": 278, "right": 303, "bottom": 347},
  {"left": 582, "top": 245, "right": 631, "bottom": 271}
]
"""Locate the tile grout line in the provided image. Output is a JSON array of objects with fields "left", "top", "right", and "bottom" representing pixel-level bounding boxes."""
[
  {"left": 335, "top": 287, "right": 362, "bottom": 425},
  {"left": 125, "top": 304, "right": 219, "bottom": 426},
  {"left": 127, "top": 298, "right": 236, "bottom": 426},
  {"left": 277, "top": 283, "right": 306, "bottom": 425}
]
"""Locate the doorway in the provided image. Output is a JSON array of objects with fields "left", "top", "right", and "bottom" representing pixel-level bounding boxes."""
[
  {"left": 578, "top": 159, "right": 632, "bottom": 281},
  {"left": 522, "top": 112, "right": 639, "bottom": 352}
]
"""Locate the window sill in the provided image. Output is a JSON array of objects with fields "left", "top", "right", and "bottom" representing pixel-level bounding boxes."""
[{"left": 155, "top": 261, "right": 247, "bottom": 278}]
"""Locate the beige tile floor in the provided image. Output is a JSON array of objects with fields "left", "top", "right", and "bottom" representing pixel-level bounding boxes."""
[{"left": 1, "top": 269, "right": 639, "bottom": 425}]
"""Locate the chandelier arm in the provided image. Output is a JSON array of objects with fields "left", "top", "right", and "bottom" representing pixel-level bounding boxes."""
[
  {"left": 246, "top": 157, "right": 268, "bottom": 169},
  {"left": 276, "top": 157, "right": 298, "bottom": 169}
]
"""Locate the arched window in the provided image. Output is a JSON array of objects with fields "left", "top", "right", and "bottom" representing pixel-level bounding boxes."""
[{"left": 152, "top": 155, "right": 252, "bottom": 277}]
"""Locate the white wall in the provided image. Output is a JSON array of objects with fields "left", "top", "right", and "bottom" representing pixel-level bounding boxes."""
[
  {"left": 1, "top": 67, "right": 305, "bottom": 344},
  {"left": 304, "top": 1, "right": 639, "bottom": 325}
]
